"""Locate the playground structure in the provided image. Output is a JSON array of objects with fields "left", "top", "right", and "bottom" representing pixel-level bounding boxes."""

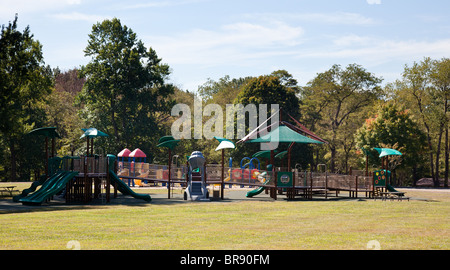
[
  {"left": 13, "top": 127, "right": 151, "bottom": 205},
  {"left": 12, "top": 107, "right": 407, "bottom": 205},
  {"left": 184, "top": 151, "right": 209, "bottom": 201}
]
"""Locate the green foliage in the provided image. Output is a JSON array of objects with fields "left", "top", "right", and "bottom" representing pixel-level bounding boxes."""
[
  {"left": 77, "top": 18, "right": 175, "bottom": 160},
  {"left": 355, "top": 103, "right": 427, "bottom": 181},
  {"left": 388, "top": 57, "right": 450, "bottom": 186},
  {"left": 233, "top": 75, "right": 304, "bottom": 168},
  {"left": 300, "top": 64, "right": 382, "bottom": 172},
  {"left": 0, "top": 15, "right": 53, "bottom": 181}
]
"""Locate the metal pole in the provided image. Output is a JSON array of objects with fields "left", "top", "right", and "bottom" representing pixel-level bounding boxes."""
[{"left": 221, "top": 149, "right": 224, "bottom": 200}]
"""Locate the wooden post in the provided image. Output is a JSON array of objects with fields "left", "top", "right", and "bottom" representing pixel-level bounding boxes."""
[
  {"left": 325, "top": 171, "right": 328, "bottom": 200},
  {"left": 365, "top": 154, "right": 369, "bottom": 176},
  {"left": 355, "top": 175, "right": 358, "bottom": 198},
  {"left": 168, "top": 148, "right": 171, "bottom": 199},
  {"left": 270, "top": 150, "right": 274, "bottom": 167},
  {"left": 86, "top": 137, "right": 89, "bottom": 157},
  {"left": 84, "top": 156, "right": 88, "bottom": 203},
  {"left": 287, "top": 142, "right": 295, "bottom": 170},
  {"left": 91, "top": 137, "right": 94, "bottom": 156},
  {"left": 45, "top": 137, "right": 49, "bottom": 176},
  {"left": 221, "top": 149, "right": 224, "bottom": 200},
  {"left": 106, "top": 169, "right": 110, "bottom": 203},
  {"left": 185, "top": 160, "right": 189, "bottom": 188},
  {"left": 51, "top": 137, "right": 55, "bottom": 158},
  {"left": 274, "top": 171, "right": 277, "bottom": 200}
]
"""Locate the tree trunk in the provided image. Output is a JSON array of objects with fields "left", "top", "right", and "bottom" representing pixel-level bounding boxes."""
[
  {"left": 445, "top": 97, "right": 449, "bottom": 188},
  {"left": 329, "top": 145, "right": 336, "bottom": 173},
  {"left": 435, "top": 129, "right": 443, "bottom": 187},
  {"left": 10, "top": 139, "right": 16, "bottom": 182}
]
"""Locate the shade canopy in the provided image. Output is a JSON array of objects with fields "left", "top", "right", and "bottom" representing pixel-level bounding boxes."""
[
  {"left": 275, "top": 150, "right": 288, "bottom": 159},
  {"left": 129, "top": 148, "right": 146, "bottom": 158},
  {"left": 80, "top": 128, "right": 109, "bottom": 139},
  {"left": 156, "top": 135, "right": 180, "bottom": 150},
  {"left": 28, "top": 127, "right": 61, "bottom": 138},
  {"left": 247, "top": 125, "right": 324, "bottom": 144},
  {"left": 374, "top": 147, "right": 403, "bottom": 158},
  {"left": 252, "top": 150, "right": 277, "bottom": 159},
  {"left": 214, "top": 136, "right": 235, "bottom": 151},
  {"left": 118, "top": 148, "right": 131, "bottom": 157}
]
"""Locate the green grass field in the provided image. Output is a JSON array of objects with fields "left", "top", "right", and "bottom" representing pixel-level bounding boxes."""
[{"left": 0, "top": 183, "right": 448, "bottom": 250}]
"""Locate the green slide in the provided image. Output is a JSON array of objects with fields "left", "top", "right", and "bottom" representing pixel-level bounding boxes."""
[
  {"left": 246, "top": 178, "right": 270, "bottom": 198},
  {"left": 20, "top": 171, "right": 78, "bottom": 205},
  {"left": 13, "top": 174, "right": 48, "bottom": 202},
  {"left": 386, "top": 184, "right": 405, "bottom": 196},
  {"left": 109, "top": 170, "right": 152, "bottom": 202}
]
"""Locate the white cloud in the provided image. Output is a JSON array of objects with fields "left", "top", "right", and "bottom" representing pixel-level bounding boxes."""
[
  {"left": 299, "top": 36, "right": 450, "bottom": 65},
  {"left": 123, "top": 0, "right": 207, "bottom": 9},
  {"left": 0, "top": 0, "right": 81, "bottom": 18},
  {"left": 367, "top": 0, "right": 381, "bottom": 4},
  {"left": 148, "top": 21, "right": 304, "bottom": 67},
  {"left": 243, "top": 12, "right": 377, "bottom": 26},
  {"left": 52, "top": 12, "right": 111, "bottom": 23},
  {"left": 299, "top": 12, "right": 376, "bottom": 25}
]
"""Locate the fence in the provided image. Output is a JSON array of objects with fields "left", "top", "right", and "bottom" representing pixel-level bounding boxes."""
[{"left": 115, "top": 162, "right": 371, "bottom": 189}]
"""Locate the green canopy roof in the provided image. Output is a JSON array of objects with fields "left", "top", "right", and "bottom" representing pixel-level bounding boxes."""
[
  {"left": 275, "top": 150, "right": 288, "bottom": 159},
  {"left": 80, "top": 128, "right": 109, "bottom": 139},
  {"left": 157, "top": 135, "right": 180, "bottom": 150},
  {"left": 214, "top": 136, "right": 235, "bottom": 151},
  {"left": 374, "top": 147, "right": 402, "bottom": 158},
  {"left": 252, "top": 150, "right": 277, "bottom": 159},
  {"left": 247, "top": 125, "right": 324, "bottom": 144},
  {"left": 28, "top": 127, "right": 61, "bottom": 138}
]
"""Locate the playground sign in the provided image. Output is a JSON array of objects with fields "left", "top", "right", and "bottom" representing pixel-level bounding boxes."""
[
  {"left": 277, "top": 171, "right": 293, "bottom": 187},
  {"left": 373, "top": 169, "right": 390, "bottom": 187}
]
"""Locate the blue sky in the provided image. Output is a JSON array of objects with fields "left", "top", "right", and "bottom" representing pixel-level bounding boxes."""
[{"left": 1, "top": 0, "right": 450, "bottom": 91}]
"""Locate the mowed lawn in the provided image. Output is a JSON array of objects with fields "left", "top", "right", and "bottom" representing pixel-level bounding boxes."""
[{"left": 0, "top": 184, "right": 448, "bottom": 250}]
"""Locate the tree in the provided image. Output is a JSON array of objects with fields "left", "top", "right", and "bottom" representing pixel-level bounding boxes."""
[
  {"left": 355, "top": 103, "right": 427, "bottom": 185},
  {"left": 300, "top": 64, "right": 382, "bottom": 172},
  {"left": 46, "top": 69, "right": 86, "bottom": 156},
  {"left": 392, "top": 57, "right": 450, "bottom": 187},
  {"left": 233, "top": 75, "right": 306, "bottom": 168},
  {"left": 78, "top": 18, "right": 175, "bottom": 159},
  {"left": 0, "top": 15, "right": 53, "bottom": 181}
]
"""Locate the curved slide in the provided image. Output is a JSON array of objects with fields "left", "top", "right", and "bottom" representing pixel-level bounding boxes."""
[
  {"left": 246, "top": 178, "right": 270, "bottom": 198},
  {"left": 386, "top": 183, "right": 406, "bottom": 196},
  {"left": 109, "top": 170, "right": 152, "bottom": 202},
  {"left": 13, "top": 174, "right": 48, "bottom": 202},
  {"left": 20, "top": 171, "right": 78, "bottom": 205}
]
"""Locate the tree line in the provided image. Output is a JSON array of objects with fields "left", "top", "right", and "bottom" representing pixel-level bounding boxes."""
[{"left": 1, "top": 15, "right": 449, "bottom": 187}]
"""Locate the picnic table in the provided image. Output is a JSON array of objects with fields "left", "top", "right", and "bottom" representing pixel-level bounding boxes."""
[
  {"left": 380, "top": 191, "right": 409, "bottom": 201},
  {"left": 0, "top": 186, "right": 20, "bottom": 197}
]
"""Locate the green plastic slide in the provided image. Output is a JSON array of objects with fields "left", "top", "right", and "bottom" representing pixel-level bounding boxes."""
[
  {"left": 246, "top": 178, "right": 270, "bottom": 198},
  {"left": 20, "top": 171, "right": 78, "bottom": 205},
  {"left": 386, "top": 184, "right": 405, "bottom": 196},
  {"left": 13, "top": 174, "right": 48, "bottom": 202},
  {"left": 109, "top": 170, "right": 152, "bottom": 202}
]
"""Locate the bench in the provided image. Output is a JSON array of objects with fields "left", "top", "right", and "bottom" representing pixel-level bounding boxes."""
[
  {"left": 0, "top": 186, "right": 20, "bottom": 197},
  {"left": 380, "top": 192, "right": 409, "bottom": 201}
]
